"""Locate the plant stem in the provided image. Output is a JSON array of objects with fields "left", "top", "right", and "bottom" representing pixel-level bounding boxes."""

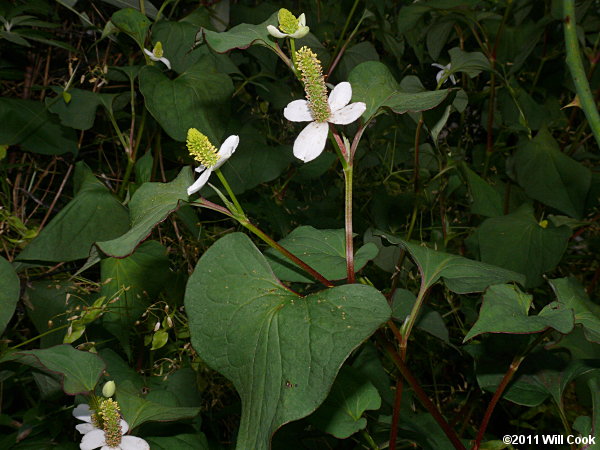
[
  {"left": 472, "top": 330, "right": 552, "bottom": 449},
  {"left": 215, "top": 169, "right": 245, "bottom": 216},
  {"left": 380, "top": 336, "right": 465, "bottom": 450},
  {"left": 240, "top": 220, "right": 335, "bottom": 288},
  {"left": 360, "top": 428, "right": 379, "bottom": 450},
  {"left": 563, "top": 0, "right": 600, "bottom": 150},
  {"left": 10, "top": 324, "right": 70, "bottom": 350},
  {"left": 344, "top": 164, "right": 355, "bottom": 283}
]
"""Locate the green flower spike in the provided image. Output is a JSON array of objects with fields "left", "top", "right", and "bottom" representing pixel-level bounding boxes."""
[
  {"left": 187, "top": 128, "right": 220, "bottom": 168},
  {"left": 295, "top": 46, "right": 330, "bottom": 123},
  {"left": 267, "top": 8, "right": 309, "bottom": 39},
  {"left": 144, "top": 41, "right": 171, "bottom": 70},
  {"left": 99, "top": 398, "right": 122, "bottom": 448}
]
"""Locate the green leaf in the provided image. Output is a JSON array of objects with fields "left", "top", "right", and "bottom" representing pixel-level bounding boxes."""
[
  {"left": 514, "top": 128, "right": 591, "bottom": 218},
  {"left": 216, "top": 126, "right": 294, "bottom": 195},
  {"left": 46, "top": 88, "right": 118, "bottom": 131},
  {"left": 473, "top": 204, "right": 571, "bottom": 288},
  {"left": 97, "top": 167, "right": 193, "bottom": 258},
  {"left": 111, "top": 8, "right": 150, "bottom": 49},
  {"left": 448, "top": 47, "right": 490, "bottom": 78},
  {"left": 464, "top": 284, "right": 574, "bottom": 341},
  {"left": 151, "top": 20, "right": 206, "bottom": 74},
  {"left": 199, "top": 12, "right": 279, "bottom": 53},
  {"left": 0, "top": 256, "right": 19, "bottom": 335},
  {"left": 139, "top": 56, "right": 234, "bottom": 143},
  {"left": 377, "top": 233, "right": 525, "bottom": 293},
  {"left": 463, "top": 165, "right": 503, "bottom": 217},
  {"left": 185, "top": 233, "right": 390, "bottom": 450},
  {"left": 0, "top": 98, "right": 77, "bottom": 155},
  {"left": 549, "top": 277, "right": 600, "bottom": 344},
  {"left": 14, "top": 345, "right": 105, "bottom": 395},
  {"left": 100, "top": 241, "right": 171, "bottom": 356},
  {"left": 265, "top": 226, "right": 378, "bottom": 283},
  {"left": 309, "top": 366, "right": 380, "bottom": 439},
  {"left": 348, "top": 61, "right": 449, "bottom": 120},
  {"left": 146, "top": 434, "right": 209, "bottom": 450},
  {"left": 116, "top": 380, "right": 200, "bottom": 429},
  {"left": 100, "top": 0, "right": 158, "bottom": 19},
  {"left": 17, "top": 162, "right": 130, "bottom": 263}
]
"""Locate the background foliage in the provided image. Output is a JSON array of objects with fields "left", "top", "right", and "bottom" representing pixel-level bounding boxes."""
[{"left": 1, "top": 0, "right": 599, "bottom": 449}]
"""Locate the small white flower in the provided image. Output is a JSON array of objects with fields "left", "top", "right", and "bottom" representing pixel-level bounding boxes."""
[
  {"left": 80, "top": 427, "right": 149, "bottom": 450},
  {"left": 73, "top": 403, "right": 149, "bottom": 450},
  {"left": 432, "top": 63, "right": 457, "bottom": 85},
  {"left": 267, "top": 9, "right": 309, "bottom": 39},
  {"left": 284, "top": 81, "right": 366, "bottom": 162},
  {"left": 187, "top": 134, "right": 239, "bottom": 196},
  {"left": 143, "top": 42, "right": 171, "bottom": 70}
]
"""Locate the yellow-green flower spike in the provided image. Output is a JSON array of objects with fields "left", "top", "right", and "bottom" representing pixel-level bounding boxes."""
[
  {"left": 152, "top": 41, "right": 164, "bottom": 58},
  {"left": 296, "top": 46, "right": 330, "bottom": 123},
  {"left": 278, "top": 8, "right": 299, "bottom": 34},
  {"left": 99, "top": 398, "right": 122, "bottom": 448},
  {"left": 187, "top": 128, "right": 219, "bottom": 168},
  {"left": 539, "top": 219, "right": 548, "bottom": 228}
]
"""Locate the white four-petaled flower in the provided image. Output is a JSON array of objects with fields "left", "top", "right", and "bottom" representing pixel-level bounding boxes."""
[
  {"left": 187, "top": 135, "right": 239, "bottom": 196},
  {"left": 284, "top": 81, "right": 366, "bottom": 162},
  {"left": 431, "top": 62, "right": 457, "bottom": 85},
  {"left": 73, "top": 403, "right": 149, "bottom": 450},
  {"left": 267, "top": 12, "right": 309, "bottom": 39},
  {"left": 143, "top": 42, "right": 171, "bottom": 70}
]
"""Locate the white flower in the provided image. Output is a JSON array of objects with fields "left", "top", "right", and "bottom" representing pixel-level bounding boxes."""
[
  {"left": 80, "top": 426, "right": 149, "bottom": 450},
  {"left": 267, "top": 9, "right": 309, "bottom": 39},
  {"left": 283, "top": 81, "right": 366, "bottom": 162},
  {"left": 73, "top": 403, "right": 149, "bottom": 450},
  {"left": 187, "top": 134, "right": 239, "bottom": 196},
  {"left": 432, "top": 63, "right": 457, "bottom": 85},
  {"left": 143, "top": 42, "right": 171, "bottom": 70}
]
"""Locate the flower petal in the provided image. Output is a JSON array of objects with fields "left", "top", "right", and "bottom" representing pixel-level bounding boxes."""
[
  {"left": 120, "top": 435, "right": 150, "bottom": 450},
  {"left": 214, "top": 135, "right": 239, "bottom": 169},
  {"left": 76, "top": 423, "right": 96, "bottom": 435},
  {"left": 449, "top": 73, "right": 457, "bottom": 85},
  {"left": 290, "top": 25, "right": 309, "bottom": 39},
  {"left": 143, "top": 49, "right": 154, "bottom": 58},
  {"left": 73, "top": 404, "right": 93, "bottom": 422},
  {"left": 431, "top": 63, "right": 445, "bottom": 70},
  {"left": 158, "top": 56, "right": 171, "bottom": 70},
  {"left": 267, "top": 25, "right": 287, "bottom": 38},
  {"left": 80, "top": 429, "right": 106, "bottom": 450},
  {"left": 435, "top": 70, "right": 444, "bottom": 84},
  {"left": 293, "top": 121, "right": 329, "bottom": 162},
  {"left": 328, "top": 82, "right": 352, "bottom": 112},
  {"left": 329, "top": 102, "right": 366, "bottom": 125},
  {"left": 187, "top": 168, "right": 213, "bottom": 195},
  {"left": 284, "top": 100, "right": 313, "bottom": 122},
  {"left": 120, "top": 419, "right": 129, "bottom": 434},
  {"left": 298, "top": 13, "right": 306, "bottom": 27}
]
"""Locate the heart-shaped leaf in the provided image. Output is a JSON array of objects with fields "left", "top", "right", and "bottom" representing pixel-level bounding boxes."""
[
  {"left": 265, "top": 226, "right": 378, "bottom": 283},
  {"left": 199, "top": 12, "right": 279, "bottom": 53},
  {"left": 139, "top": 57, "right": 233, "bottom": 143},
  {"left": 97, "top": 167, "right": 193, "bottom": 258},
  {"left": 473, "top": 203, "right": 571, "bottom": 288},
  {"left": 549, "top": 277, "right": 600, "bottom": 343},
  {"left": 348, "top": 61, "right": 449, "bottom": 120},
  {"left": 308, "top": 366, "right": 381, "bottom": 439},
  {"left": 185, "top": 233, "right": 390, "bottom": 450},
  {"left": 111, "top": 8, "right": 150, "bottom": 49},
  {"left": 377, "top": 233, "right": 525, "bottom": 293},
  {"left": 14, "top": 345, "right": 105, "bottom": 395},
  {"left": 17, "top": 162, "right": 130, "bottom": 263},
  {"left": 514, "top": 128, "right": 591, "bottom": 219},
  {"left": 464, "top": 284, "right": 574, "bottom": 341},
  {"left": 116, "top": 380, "right": 200, "bottom": 429},
  {"left": 0, "top": 256, "right": 19, "bottom": 335}
]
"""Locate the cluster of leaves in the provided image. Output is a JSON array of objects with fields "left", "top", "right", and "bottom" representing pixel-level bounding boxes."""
[{"left": 1, "top": 0, "right": 599, "bottom": 449}]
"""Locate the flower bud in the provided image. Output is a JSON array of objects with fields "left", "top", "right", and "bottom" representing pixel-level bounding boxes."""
[{"left": 102, "top": 380, "right": 116, "bottom": 398}]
